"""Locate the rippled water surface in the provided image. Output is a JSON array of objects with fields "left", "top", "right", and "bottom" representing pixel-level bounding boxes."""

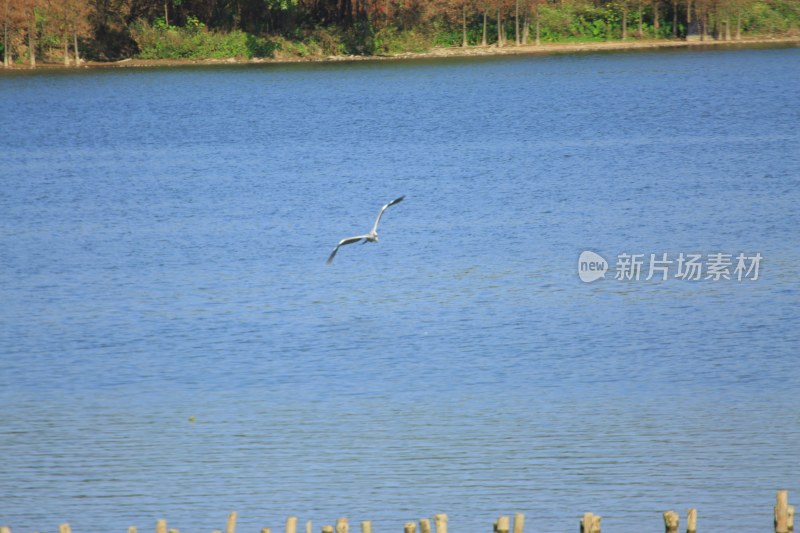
[{"left": 2, "top": 46, "right": 800, "bottom": 532}]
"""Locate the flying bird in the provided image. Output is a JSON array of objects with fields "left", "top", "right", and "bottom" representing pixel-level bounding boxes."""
[{"left": 326, "top": 196, "right": 406, "bottom": 265}]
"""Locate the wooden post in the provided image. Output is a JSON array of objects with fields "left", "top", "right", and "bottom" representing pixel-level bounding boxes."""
[
  {"left": 287, "top": 517, "right": 298, "bottom": 533},
  {"left": 663, "top": 511, "right": 679, "bottom": 533},
  {"left": 226, "top": 512, "right": 237, "bottom": 533},
  {"left": 419, "top": 518, "right": 431, "bottom": 533},
  {"left": 581, "top": 513, "right": 592, "bottom": 533},
  {"left": 361, "top": 521, "right": 372, "bottom": 533},
  {"left": 59, "top": 525, "right": 71, "bottom": 533},
  {"left": 405, "top": 522, "right": 416, "bottom": 533},
  {"left": 686, "top": 508, "right": 697, "bottom": 533},
  {"left": 789, "top": 505, "right": 795, "bottom": 533},
  {"left": 513, "top": 513, "right": 524, "bottom": 533},
  {"left": 0, "top": 527, "right": 11, "bottom": 533},
  {"left": 336, "top": 518, "right": 349, "bottom": 533},
  {"left": 262, "top": 529, "right": 272, "bottom": 533},
  {"left": 434, "top": 514, "right": 447, "bottom": 533},
  {"left": 307, "top": 521, "right": 313, "bottom": 533},
  {"left": 777, "top": 490, "right": 790, "bottom": 533},
  {"left": 497, "top": 516, "right": 510, "bottom": 533},
  {"left": 129, "top": 527, "right": 138, "bottom": 533},
  {"left": 580, "top": 513, "right": 600, "bottom": 533},
  {"left": 168, "top": 529, "right": 180, "bottom": 533},
  {"left": 156, "top": 520, "right": 167, "bottom": 533},
  {"left": 322, "top": 526, "right": 334, "bottom": 533}
]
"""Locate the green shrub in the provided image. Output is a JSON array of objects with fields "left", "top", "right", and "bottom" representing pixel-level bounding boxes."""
[
  {"left": 129, "top": 20, "right": 277, "bottom": 59},
  {"left": 744, "top": 0, "right": 797, "bottom": 34},
  {"left": 373, "top": 26, "right": 431, "bottom": 54}
]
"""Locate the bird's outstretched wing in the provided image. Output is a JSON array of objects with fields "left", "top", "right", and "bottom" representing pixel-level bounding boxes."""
[
  {"left": 371, "top": 195, "right": 405, "bottom": 234},
  {"left": 326, "top": 235, "right": 369, "bottom": 265}
]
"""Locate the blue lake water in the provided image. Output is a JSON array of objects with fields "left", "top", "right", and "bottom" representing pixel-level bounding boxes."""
[{"left": 1, "top": 45, "right": 800, "bottom": 532}]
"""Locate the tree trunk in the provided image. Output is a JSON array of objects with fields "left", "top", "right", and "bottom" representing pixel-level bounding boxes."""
[
  {"left": 700, "top": 4, "right": 707, "bottom": 40},
  {"left": 672, "top": 0, "right": 677, "bottom": 37},
  {"left": 522, "top": 6, "right": 530, "bottom": 44},
  {"left": 637, "top": 0, "right": 643, "bottom": 37},
  {"left": 28, "top": 18, "right": 35, "bottom": 68},
  {"left": 3, "top": 0, "right": 8, "bottom": 67},
  {"left": 535, "top": 3, "right": 540, "bottom": 44},
  {"left": 462, "top": 2, "right": 467, "bottom": 47},
  {"left": 735, "top": 10, "right": 741, "bottom": 39},
  {"left": 64, "top": 32, "right": 69, "bottom": 65},
  {"left": 3, "top": 19, "right": 8, "bottom": 67},
  {"left": 724, "top": 14, "right": 730, "bottom": 39},
  {"left": 164, "top": 0, "right": 169, "bottom": 27},
  {"left": 622, "top": 4, "right": 628, "bottom": 39},
  {"left": 653, "top": 0, "right": 659, "bottom": 34},
  {"left": 482, "top": 11, "right": 487, "bottom": 45},
  {"left": 497, "top": 7, "right": 502, "bottom": 46},
  {"left": 515, "top": 0, "right": 520, "bottom": 45},
  {"left": 73, "top": 30, "right": 80, "bottom": 65}
]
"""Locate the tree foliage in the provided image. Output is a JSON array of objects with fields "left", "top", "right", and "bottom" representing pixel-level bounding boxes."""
[{"left": 1, "top": 0, "right": 798, "bottom": 66}]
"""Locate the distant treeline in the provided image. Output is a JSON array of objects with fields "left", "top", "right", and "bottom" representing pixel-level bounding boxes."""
[{"left": 2, "top": 0, "right": 799, "bottom": 65}]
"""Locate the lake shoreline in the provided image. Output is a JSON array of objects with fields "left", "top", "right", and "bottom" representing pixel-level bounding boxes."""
[{"left": 9, "top": 35, "right": 800, "bottom": 70}]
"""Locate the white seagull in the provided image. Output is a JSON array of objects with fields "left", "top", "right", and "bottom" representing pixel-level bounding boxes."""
[{"left": 326, "top": 195, "right": 406, "bottom": 265}]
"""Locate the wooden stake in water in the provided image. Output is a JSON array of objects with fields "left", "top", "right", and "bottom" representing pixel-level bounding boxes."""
[
  {"left": 336, "top": 517, "right": 349, "bottom": 533},
  {"left": 156, "top": 519, "right": 167, "bottom": 533},
  {"left": 777, "top": 490, "right": 790, "bottom": 533},
  {"left": 0, "top": 526, "right": 11, "bottom": 533},
  {"left": 788, "top": 505, "right": 795, "bottom": 533},
  {"left": 361, "top": 520, "right": 372, "bottom": 533},
  {"left": 496, "top": 516, "right": 510, "bottom": 533},
  {"left": 226, "top": 512, "right": 237, "bottom": 533},
  {"left": 262, "top": 529, "right": 272, "bottom": 533},
  {"left": 128, "top": 527, "right": 138, "bottom": 533},
  {"left": 434, "top": 514, "right": 448, "bottom": 533},
  {"left": 419, "top": 518, "right": 431, "bottom": 533},
  {"left": 405, "top": 522, "right": 417, "bottom": 533},
  {"left": 307, "top": 520, "right": 313, "bottom": 533},
  {"left": 322, "top": 526, "right": 334, "bottom": 533},
  {"left": 287, "top": 517, "right": 298, "bottom": 533},
  {"left": 580, "top": 513, "right": 600, "bottom": 533},
  {"left": 59, "top": 525, "right": 71, "bottom": 533},
  {"left": 686, "top": 508, "right": 697, "bottom": 533},
  {"left": 513, "top": 513, "right": 524, "bottom": 533},
  {"left": 663, "top": 511, "right": 679, "bottom": 533}
]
